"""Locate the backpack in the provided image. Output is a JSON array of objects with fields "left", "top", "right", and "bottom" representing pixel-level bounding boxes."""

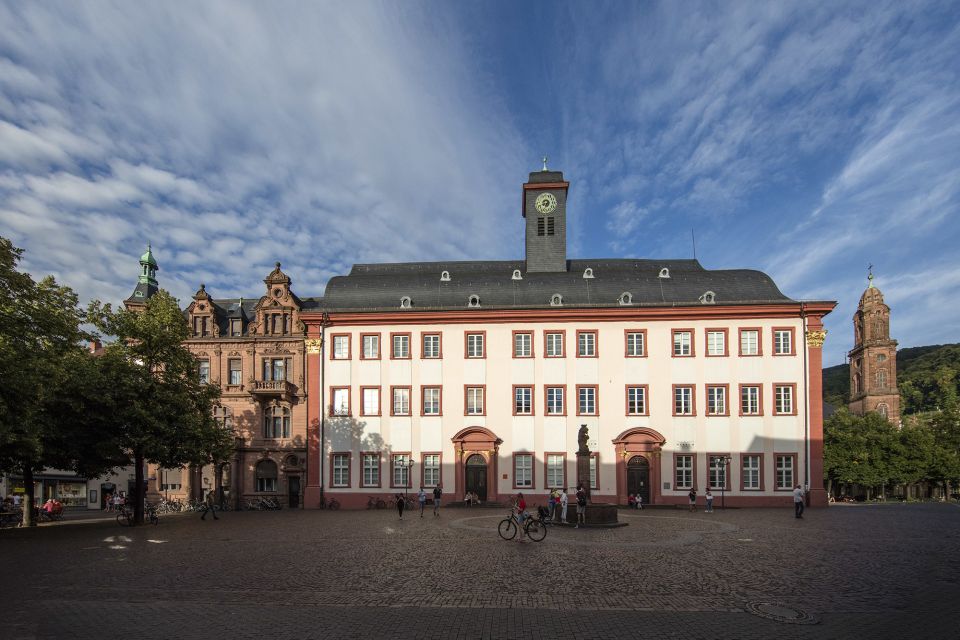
[{"left": 577, "top": 491, "right": 586, "bottom": 507}]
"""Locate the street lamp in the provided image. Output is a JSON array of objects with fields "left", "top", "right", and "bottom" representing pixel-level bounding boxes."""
[
  {"left": 405, "top": 457, "right": 416, "bottom": 499},
  {"left": 720, "top": 456, "right": 732, "bottom": 509}
]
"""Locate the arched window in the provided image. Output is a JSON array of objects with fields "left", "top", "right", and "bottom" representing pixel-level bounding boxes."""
[
  {"left": 512, "top": 270, "right": 522, "bottom": 280},
  {"left": 583, "top": 268, "right": 594, "bottom": 279},
  {"left": 853, "top": 373, "right": 861, "bottom": 395},
  {"left": 263, "top": 406, "right": 290, "bottom": 439},
  {"left": 659, "top": 268, "right": 670, "bottom": 279},
  {"left": 468, "top": 295, "right": 480, "bottom": 308},
  {"left": 255, "top": 460, "right": 278, "bottom": 492},
  {"left": 400, "top": 296, "right": 412, "bottom": 308},
  {"left": 619, "top": 292, "right": 633, "bottom": 306},
  {"left": 440, "top": 271, "right": 450, "bottom": 282},
  {"left": 877, "top": 403, "right": 889, "bottom": 419},
  {"left": 699, "top": 291, "right": 716, "bottom": 304}
]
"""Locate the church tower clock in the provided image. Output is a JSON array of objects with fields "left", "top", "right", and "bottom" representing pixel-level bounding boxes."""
[
  {"left": 848, "top": 269, "right": 899, "bottom": 422},
  {"left": 523, "top": 158, "right": 569, "bottom": 273}
]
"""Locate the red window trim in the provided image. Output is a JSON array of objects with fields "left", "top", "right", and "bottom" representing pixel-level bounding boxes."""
[
  {"left": 512, "top": 384, "right": 535, "bottom": 416},
  {"left": 359, "top": 451, "right": 382, "bottom": 488},
  {"left": 543, "top": 330, "right": 566, "bottom": 358},
  {"left": 738, "top": 383, "right": 764, "bottom": 416},
  {"left": 706, "top": 452, "right": 732, "bottom": 491},
  {"left": 359, "top": 332, "right": 381, "bottom": 360},
  {"left": 329, "top": 386, "right": 351, "bottom": 417},
  {"left": 329, "top": 333, "right": 352, "bottom": 360},
  {"left": 389, "top": 332, "right": 412, "bottom": 360},
  {"left": 512, "top": 452, "right": 535, "bottom": 490},
  {"left": 420, "top": 452, "right": 442, "bottom": 488},
  {"left": 624, "top": 329, "right": 648, "bottom": 358},
  {"left": 772, "top": 326, "right": 797, "bottom": 356},
  {"left": 625, "top": 384, "right": 650, "bottom": 416},
  {"left": 329, "top": 451, "right": 352, "bottom": 488},
  {"left": 420, "top": 332, "right": 443, "bottom": 359},
  {"left": 464, "top": 384, "right": 486, "bottom": 416},
  {"left": 704, "top": 327, "right": 729, "bottom": 357},
  {"left": 512, "top": 330, "right": 535, "bottom": 358},
  {"left": 359, "top": 385, "right": 382, "bottom": 417},
  {"left": 671, "top": 384, "right": 697, "bottom": 417},
  {"left": 575, "top": 329, "right": 598, "bottom": 358},
  {"left": 671, "top": 328, "right": 695, "bottom": 357},
  {"left": 544, "top": 384, "right": 567, "bottom": 416},
  {"left": 738, "top": 327, "right": 763, "bottom": 357},
  {"left": 389, "top": 451, "right": 413, "bottom": 489},
  {"left": 773, "top": 382, "right": 798, "bottom": 416},
  {"left": 773, "top": 452, "right": 798, "bottom": 491},
  {"left": 740, "top": 453, "right": 765, "bottom": 491},
  {"left": 390, "top": 385, "right": 412, "bottom": 416},
  {"left": 575, "top": 384, "right": 599, "bottom": 416},
  {"left": 673, "top": 452, "right": 697, "bottom": 490},
  {"left": 705, "top": 383, "right": 730, "bottom": 417},
  {"left": 464, "top": 330, "right": 487, "bottom": 359},
  {"left": 543, "top": 452, "right": 567, "bottom": 489},
  {"left": 420, "top": 385, "right": 443, "bottom": 417}
]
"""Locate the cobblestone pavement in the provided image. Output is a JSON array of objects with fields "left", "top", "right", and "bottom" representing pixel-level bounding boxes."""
[{"left": 1, "top": 503, "right": 957, "bottom": 639}]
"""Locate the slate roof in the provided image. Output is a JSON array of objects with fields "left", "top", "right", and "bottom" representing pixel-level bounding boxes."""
[
  {"left": 321, "top": 259, "right": 793, "bottom": 312},
  {"left": 181, "top": 296, "right": 324, "bottom": 337},
  {"left": 125, "top": 281, "right": 158, "bottom": 304}
]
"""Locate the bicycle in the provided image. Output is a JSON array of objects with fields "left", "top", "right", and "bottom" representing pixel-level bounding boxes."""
[
  {"left": 498, "top": 507, "right": 548, "bottom": 542},
  {"left": 117, "top": 506, "right": 134, "bottom": 527},
  {"left": 367, "top": 495, "right": 387, "bottom": 509},
  {"left": 318, "top": 496, "right": 341, "bottom": 510}
]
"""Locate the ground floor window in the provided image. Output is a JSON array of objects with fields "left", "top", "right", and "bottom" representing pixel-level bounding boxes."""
[
  {"left": 256, "top": 459, "right": 278, "bottom": 492},
  {"left": 423, "top": 454, "right": 440, "bottom": 487},
  {"left": 392, "top": 454, "right": 410, "bottom": 488},
  {"left": 675, "top": 455, "right": 693, "bottom": 489},
  {"left": 515, "top": 454, "right": 533, "bottom": 488},
  {"left": 362, "top": 454, "right": 380, "bottom": 487},
  {"left": 742, "top": 455, "right": 760, "bottom": 490},
  {"left": 708, "top": 456, "right": 728, "bottom": 489},
  {"left": 776, "top": 455, "right": 795, "bottom": 490},
  {"left": 546, "top": 454, "right": 564, "bottom": 488},
  {"left": 332, "top": 453, "right": 350, "bottom": 487}
]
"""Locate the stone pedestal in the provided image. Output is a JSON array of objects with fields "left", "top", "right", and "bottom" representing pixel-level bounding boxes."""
[
  {"left": 569, "top": 452, "right": 625, "bottom": 527},
  {"left": 576, "top": 452, "right": 592, "bottom": 501}
]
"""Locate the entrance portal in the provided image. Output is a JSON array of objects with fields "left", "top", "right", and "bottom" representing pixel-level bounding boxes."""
[
  {"left": 465, "top": 454, "right": 487, "bottom": 502},
  {"left": 627, "top": 456, "right": 650, "bottom": 505},
  {"left": 288, "top": 476, "right": 301, "bottom": 508}
]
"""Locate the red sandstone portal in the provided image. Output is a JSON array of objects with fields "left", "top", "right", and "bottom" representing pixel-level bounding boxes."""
[
  {"left": 612, "top": 427, "right": 666, "bottom": 506},
  {"left": 451, "top": 427, "right": 502, "bottom": 504}
]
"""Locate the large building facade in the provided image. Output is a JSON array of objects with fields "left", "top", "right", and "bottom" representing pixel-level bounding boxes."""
[
  {"left": 847, "top": 271, "right": 899, "bottom": 421},
  {"left": 302, "top": 169, "right": 835, "bottom": 508}
]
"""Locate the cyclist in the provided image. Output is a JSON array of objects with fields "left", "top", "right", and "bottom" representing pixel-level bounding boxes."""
[{"left": 513, "top": 493, "right": 527, "bottom": 542}]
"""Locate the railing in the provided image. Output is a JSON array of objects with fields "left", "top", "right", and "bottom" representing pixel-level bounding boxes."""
[{"left": 251, "top": 380, "right": 295, "bottom": 395}]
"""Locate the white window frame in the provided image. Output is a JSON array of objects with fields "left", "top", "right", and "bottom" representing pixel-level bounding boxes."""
[
  {"left": 578, "top": 387, "right": 597, "bottom": 415},
  {"left": 422, "top": 334, "right": 441, "bottom": 359},
  {"left": 332, "top": 335, "right": 350, "bottom": 359},
  {"left": 740, "top": 330, "right": 759, "bottom": 356},
  {"left": 627, "top": 386, "right": 646, "bottom": 415},
  {"left": 422, "top": 387, "right": 441, "bottom": 415},
  {"left": 743, "top": 455, "right": 760, "bottom": 490},
  {"left": 706, "top": 331, "right": 725, "bottom": 356},
  {"left": 514, "top": 332, "right": 532, "bottom": 357},
  {"left": 578, "top": 332, "right": 596, "bottom": 357},
  {"left": 423, "top": 454, "right": 440, "bottom": 487},
  {"left": 774, "top": 330, "right": 793, "bottom": 355},
  {"left": 466, "top": 333, "right": 484, "bottom": 358},
  {"left": 674, "top": 386, "right": 693, "bottom": 415},
  {"left": 515, "top": 454, "right": 533, "bottom": 488},
  {"left": 331, "top": 388, "right": 350, "bottom": 416},
  {"left": 332, "top": 453, "right": 349, "bottom": 487},
  {"left": 546, "top": 455, "right": 564, "bottom": 488},
  {"left": 466, "top": 386, "right": 484, "bottom": 415},
  {"left": 392, "top": 388, "right": 410, "bottom": 416},
  {"left": 673, "top": 331, "right": 692, "bottom": 356},
  {"left": 709, "top": 456, "right": 727, "bottom": 490},
  {"left": 546, "top": 387, "right": 564, "bottom": 415},
  {"left": 392, "top": 334, "right": 410, "bottom": 359},
  {"left": 775, "top": 385, "right": 794, "bottom": 415},
  {"left": 362, "top": 388, "right": 379, "bottom": 416},
  {"left": 626, "top": 332, "right": 645, "bottom": 356},
  {"left": 393, "top": 454, "right": 409, "bottom": 488},
  {"left": 675, "top": 455, "right": 693, "bottom": 490},
  {"left": 362, "top": 334, "right": 379, "bottom": 359},
  {"left": 362, "top": 454, "right": 380, "bottom": 487},
  {"left": 198, "top": 360, "right": 210, "bottom": 384},
  {"left": 545, "top": 332, "right": 564, "bottom": 357},
  {"left": 514, "top": 387, "right": 532, "bottom": 415},
  {"left": 707, "top": 386, "right": 726, "bottom": 415},
  {"left": 776, "top": 455, "right": 794, "bottom": 490},
  {"left": 741, "top": 386, "right": 760, "bottom": 415}
]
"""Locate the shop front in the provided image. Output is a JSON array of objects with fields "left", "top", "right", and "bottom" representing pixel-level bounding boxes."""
[{"left": 8, "top": 473, "right": 89, "bottom": 507}]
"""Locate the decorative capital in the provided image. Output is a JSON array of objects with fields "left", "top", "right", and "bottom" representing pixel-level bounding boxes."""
[
  {"left": 305, "top": 338, "right": 322, "bottom": 354},
  {"left": 806, "top": 329, "right": 827, "bottom": 348}
]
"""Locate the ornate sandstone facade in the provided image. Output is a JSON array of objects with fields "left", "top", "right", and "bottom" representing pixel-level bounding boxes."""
[{"left": 848, "top": 271, "right": 899, "bottom": 421}]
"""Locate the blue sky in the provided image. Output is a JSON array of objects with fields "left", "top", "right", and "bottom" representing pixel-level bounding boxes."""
[{"left": 1, "top": 1, "right": 958, "bottom": 366}]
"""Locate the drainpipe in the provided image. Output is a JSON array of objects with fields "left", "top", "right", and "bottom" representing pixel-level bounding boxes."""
[
  {"left": 801, "top": 303, "right": 810, "bottom": 503},
  {"left": 319, "top": 312, "right": 329, "bottom": 504}
]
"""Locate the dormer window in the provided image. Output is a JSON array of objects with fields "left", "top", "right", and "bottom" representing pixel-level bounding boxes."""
[
  {"left": 659, "top": 268, "right": 670, "bottom": 279},
  {"left": 512, "top": 270, "right": 522, "bottom": 280},
  {"left": 583, "top": 268, "right": 594, "bottom": 279},
  {"left": 400, "top": 296, "right": 412, "bottom": 309},
  {"left": 700, "top": 291, "right": 716, "bottom": 304},
  {"left": 550, "top": 294, "right": 563, "bottom": 307},
  {"left": 440, "top": 271, "right": 451, "bottom": 282},
  {"left": 619, "top": 292, "right": 633, "bottom": 306},
  {"left": 468, "top": 295, "right": 480, "bottom": 308}
]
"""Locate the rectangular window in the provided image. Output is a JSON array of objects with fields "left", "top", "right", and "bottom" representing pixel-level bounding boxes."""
[
  {"left": 465, "top": 386, "right": 485, "bottom": 416},
  {"left": 773, "top": 328, "right": 794, "bottom": 355},
  {"left": 577, "top": 385, "right": 597, "bottom": 415},
  {"left": 200, "top": 316, "right": 209, "bottom": 337},
  {"left": 466, "top": 333, "right": 485, "bottom": 358},
  {"left": 198, "top": 360, "right": 210, "bottom": 384},
  {"left": 740, "top": 385, "right": 761, "bottom": 415},
  {"left": 514, "top": 454, "right": 533, "bottom": 488},
  {"left": 546, "top": 454, "right": 565, "bottom": 488},
  {"left": 776, "top": 454, "right": 795, "bottom": 490},
  {"left": 391, "top": 333, "right": 410, "bottom": 359},
  {"left": 392, "top": 454, "right": 410, "bottom": 488},
  {"left": 422, "top": 333, "right": 441, "bottom": 359},
  {"left": 361, "top": 387, "right": 380, "bottom": 416},
  {"left": 230, "top": 319, "right": 241, "bottom": 336},
  {"left": 546, "top": 386, "right": 565, "bottom": 416},
  {"left": 332, "top": 453, "right": 350, "bottom": 487},
  {"left": 577, "top": 330, "right": 597, "bottom": 357},
  {"left": 774, "top": 384, "right": 795, "bottom": 415},
  {"left": 514, "top": 386, "right": 533, "bottom": 415},
  {"left": 513, "top": 332, "right": 533, "bottom": 358},
  {"left": 361, "top": 334, "right": 380, "bottom": 359},
  {"left": 422, "top": 386, "right": 441, "bottom": 416},
  {"left": 706, "top": 385, "right": 727, "bottom": 416},
  {"left": 739, "top": 329, "right": 760, "bottom": 356},
  {"left": 625, "top": 331, "right": 646, "bottom": 357},
  {"left": 330, "top": 387, "right": 350, "bottom": 416},
  {"left": 545, "top": 331, "right": 564, "bottom": 357},
  {"left": 422, "top": 454, "right": 440, "bottom": 487},
  {"left": 675, "top": 455, "right": 693, "bottom": 490},
  {"left": 228, "top": 359, "right": 242, "bottom": 385},
  {"left": 332, "top": 334, "right": 350, "bottom": 360},
  {"left": 673, "top": 385, "right": 694, "bottom": 416},
  {"left": 626, "top": 386, "right": 647, "bottom": 415},
  {"left": 706, "top": 330, "right": 727, "bottom": 357},
  {"left": 362, "top": 454, "right": 380, "bottom": 487},
  {"left": 264, "top": 358, "right": 288, "bottom": 381},
  {"left": 256, "top": 477, "right": 276, "bottom": 493},
  {"left": 391, "top": 387, "right": 410, "bottom": 416},
  {"left": 672, "top": 330, "right": 693, "bottom": 356},
  {"left": 589, "top": 454, "right": 598, "bottom": 490},
  {"left": 709, "top": 455, "right": 728, "bottom": 489},
  {"left": 742, "top": 455, "right": 761, "bottom": 490}
]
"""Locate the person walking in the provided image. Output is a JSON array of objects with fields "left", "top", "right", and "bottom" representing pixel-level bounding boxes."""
[
  {"left": 688, "top": 488, "right": 697, "bottom": 512},
  {"left": 548, "top": 490, "right": 557, "bottom": 521},
  {"left": 793, "top": 484, "right": 805, "bottom": 518},
  {"left": 636, "top": 494, "right": 643, "bottom": 510},
  {"left": 558, "top": 487, "right": 568, "bottom": 524},
  {"left": 575, "top": 484, "right": 587, "bottom": 528},
  {"left": 200, "top": 490, "right": 219, "bottom": 521},
  {"left": 418, "top": 487, "right": 427, "bottom": 517},
  {"left": 705, "top": 489, "right": 714, "bottom": 513},
  {"left": 513, "top": 493, "right": 527, "bottom": 542},
  {"left": 432, "top": 485, "right": 442, "bottom": 516},
  {"left": 396, "top": 493, "right": 405, "bottom": 519}
]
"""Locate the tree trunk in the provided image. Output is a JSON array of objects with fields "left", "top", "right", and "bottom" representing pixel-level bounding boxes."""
[
  {"left": 22, "top": 466, "right": 36, "bottom": 527},
  {"left": 134, "top": 450, "right": 145, "bottom": 525},
  {"left": 826, "top": 477, "right": 833, "bottom": 499},
  {"left": 214, "top": 463, "right": 223, "bottom": 508}
]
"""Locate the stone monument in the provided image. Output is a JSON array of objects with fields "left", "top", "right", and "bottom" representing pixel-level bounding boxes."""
[{"left": 569, "top": 424, "right": 625, "bottom": 528}]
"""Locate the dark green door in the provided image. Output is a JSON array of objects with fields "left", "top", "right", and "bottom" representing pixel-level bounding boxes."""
[
  {"left": 465, "top": 454, "right": 487, "bottom": 501},
  {"left": 627, "top": 456, "right": 650, "bottom": 504}
]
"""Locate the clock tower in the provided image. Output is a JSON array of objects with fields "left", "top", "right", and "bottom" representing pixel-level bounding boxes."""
[
  {"left": 848, "top": 270, "right": 899, "bottom": 422},
  {"left": 523, "top": 160, "right": 569, "bottom": 273}
]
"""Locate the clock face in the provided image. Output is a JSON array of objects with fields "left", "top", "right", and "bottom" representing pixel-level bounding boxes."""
[{"left": 535, "top": 192, "right": 557, "bottom": 214}]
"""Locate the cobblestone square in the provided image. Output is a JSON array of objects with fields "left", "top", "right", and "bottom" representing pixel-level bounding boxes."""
[{"left": 2, "top": 503, "right": 957, "bottom": 639}]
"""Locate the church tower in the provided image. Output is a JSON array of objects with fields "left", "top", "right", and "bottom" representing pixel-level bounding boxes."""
[
  {"left": 124, "top": 244, "right": 159, "bottom": 311},
  {"left": 848, "top": 269, "right": 899, "bottom": 421},
  {"left": 523, "top": 158, "right": 569, "bottom": 273}
]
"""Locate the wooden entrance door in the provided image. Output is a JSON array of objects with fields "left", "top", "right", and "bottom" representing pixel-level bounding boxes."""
[
  {"left": 288, "top": 476, "right": 300, "bottom": 508},
  {"left": 465, "top": 454, "right": 487, "bottom": 501},
  {"left": 627, "top": 456, "right": 650, "bottom": 504}
]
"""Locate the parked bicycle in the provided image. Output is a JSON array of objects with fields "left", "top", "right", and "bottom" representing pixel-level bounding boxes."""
[
  {"left": 318, "top": 496, "right": 341, "bottom": 510},
  {"left": 0, "top": 510, "right": 23, "bottom": 528},
  {"left": 498, "top": 506, "right": 548, "bottom": 542},
  {"left": 366, "top": 495, "right": 387, "bottom": 509}
]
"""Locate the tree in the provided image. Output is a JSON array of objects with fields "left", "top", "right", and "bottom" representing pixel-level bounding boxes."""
[{"left": 88, "top": 290, "right": 228, "bottom": 525}]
